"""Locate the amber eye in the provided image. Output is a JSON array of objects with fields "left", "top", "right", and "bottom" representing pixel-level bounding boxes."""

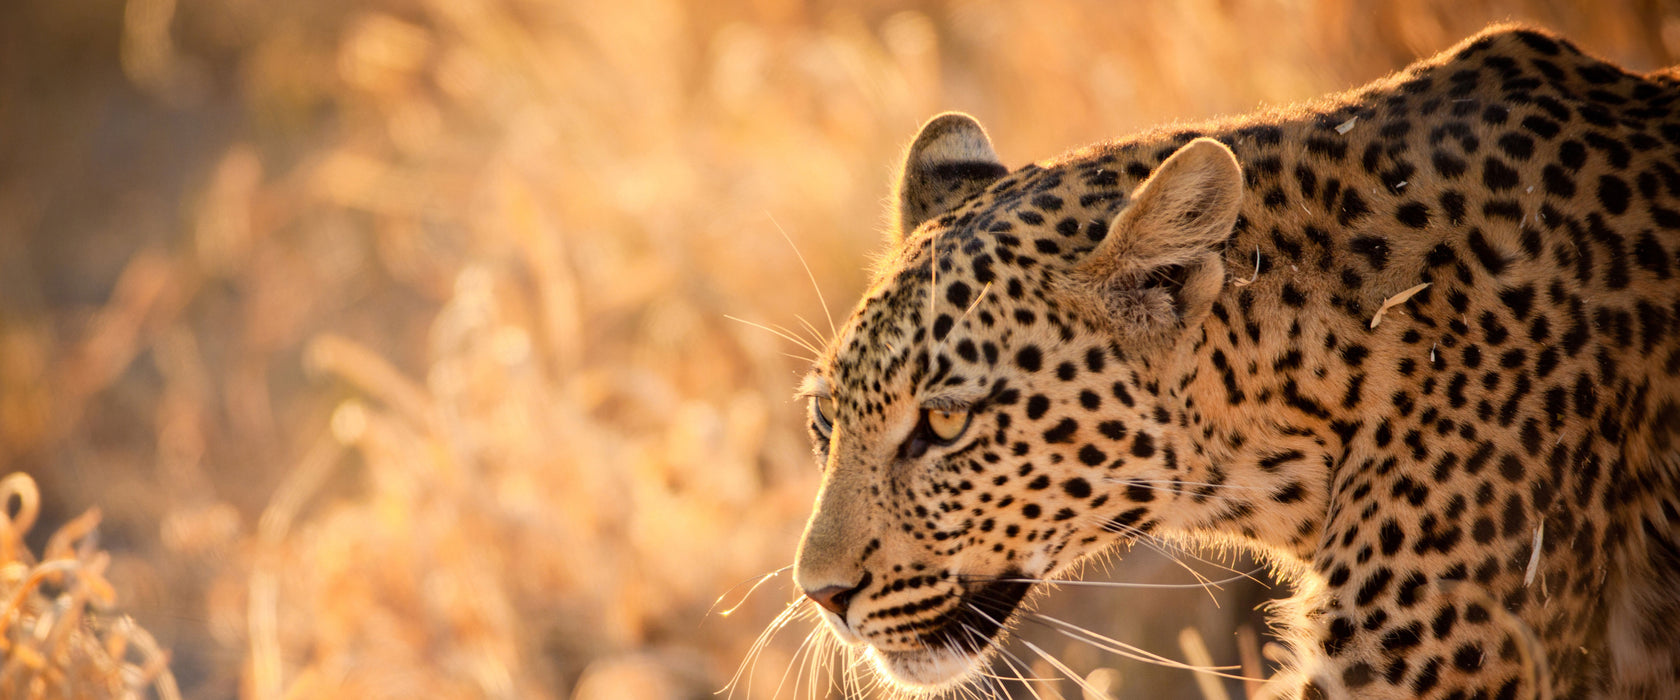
[
  {"left": 925, "top": 408, "right": 971, "bottom": 442},
  {"left": 811, "top": 395, "right": 838, "bottom": 435}
]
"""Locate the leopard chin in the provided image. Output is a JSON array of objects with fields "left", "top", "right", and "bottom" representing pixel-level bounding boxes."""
[
  {"left": 867, "top": 646, "right": 989, "bottom": 690},
  {"left": 851, "top": 577, "right": 1036, "bottom": 690}
]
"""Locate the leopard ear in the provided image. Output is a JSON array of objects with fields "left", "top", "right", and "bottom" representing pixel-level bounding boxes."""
[
  {"left": 1075, "top": 137, "right": 1242, "bottom": 337},
  {"left": 894, "top": 112, "right": 1007, "bottom": 243}
]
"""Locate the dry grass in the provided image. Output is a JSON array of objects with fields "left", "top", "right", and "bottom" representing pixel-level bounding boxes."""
[
  {"left": 0, "top": 1, "right": 1673, "bottom": 698},
  {"left": 0, "top": 473, "right": 178, "bottom": 700}
]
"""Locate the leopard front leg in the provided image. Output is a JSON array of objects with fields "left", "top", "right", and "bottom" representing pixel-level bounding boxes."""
[
  {"left": 1257, "top": 455, "right": 1581, "bottom": 700},
  {"left": 1267, "top": 576, "right": 1553, "bottom": 699}
]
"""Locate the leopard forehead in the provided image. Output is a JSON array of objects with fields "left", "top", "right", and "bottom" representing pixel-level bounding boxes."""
[{"left": 824, "top": 190, "right": 1121, "bottom": 415}]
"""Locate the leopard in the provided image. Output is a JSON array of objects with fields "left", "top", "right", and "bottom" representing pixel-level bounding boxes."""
[{"left": 788, "top": 24, "right": 1680, "bottom": 700}]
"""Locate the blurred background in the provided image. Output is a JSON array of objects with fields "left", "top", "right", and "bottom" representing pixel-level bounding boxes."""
[{"left": 0, "top": 0, "right": 1675, "bottom": 698}]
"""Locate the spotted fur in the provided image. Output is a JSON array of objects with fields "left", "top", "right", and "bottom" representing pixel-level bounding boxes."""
[{"left": 792, "top": 25, "right": 1680, "bottom": 700}]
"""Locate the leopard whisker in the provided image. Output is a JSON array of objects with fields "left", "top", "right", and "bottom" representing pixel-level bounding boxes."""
[
  {"left": 708, "top": 564, "right": 793, "bottom": 618},
  {"left": 958, "top": 619, "right": 1054, "bottom": 700},
  {"left": 1102, "top": 477, "right": 1270, "bottom": 496},
  {"left": 956, "top": 621, "right": 1057, "bottom": 684},
  {"left": 1076, "top": 505, "right": 1257, "bottom": 580},
  {"left": 794, "top": 315, "right": 829, "bottom": 353},
  {"left": 947, "top": 624, "right": 1003, "bottom": 700},
  {"left": 1019, "top": 637, "right": 1112, "bottom": 700},
  {"left": 725, "top": 314, "right": 824, "bottom": 357},
  {"left": 722, "top": 598, "right": 808, "bottom": 698},
  {"left": 1080, "top": 518, "right": 1234, "bottom": 602},
  {"left": 1027, "top": 611, "right": 1262, "bottom": 683},
  {"left": 975, "top": 566, "right": 1266, "bottom": 590},
  {"left": 768, "top": 319, "right": 827, "bottom": 356},
  {"left": 771, "top": 624, "right": 818, "bottom": 700},
  {"left": 959, "top": 603, "right": 1113, "bottom": 699},
  {"left": 807, "top": 625, "right": 836, "bottom": 700},
  {"left": 766, "top": 211, "right": 837, "bottom": 338}
]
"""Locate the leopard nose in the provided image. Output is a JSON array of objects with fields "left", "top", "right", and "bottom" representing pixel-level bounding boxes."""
[{"left": 803, "top": 575, "right": 868, "bottom": 617}]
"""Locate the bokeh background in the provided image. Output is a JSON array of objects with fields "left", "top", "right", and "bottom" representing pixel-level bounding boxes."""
[{"left": 1, "top": 0, "right": 1675, "bottom": 698}]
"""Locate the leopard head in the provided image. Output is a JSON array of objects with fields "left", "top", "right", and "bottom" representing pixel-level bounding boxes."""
[{"left": 792, "top": 113, "right": 1244, "bottom": 689}]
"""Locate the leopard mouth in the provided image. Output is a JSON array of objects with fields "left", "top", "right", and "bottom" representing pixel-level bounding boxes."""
[{"left": 866, "top": 576, "right": 1034, "bottom": 688}]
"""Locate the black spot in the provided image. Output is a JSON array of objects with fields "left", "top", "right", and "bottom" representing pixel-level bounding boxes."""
[
  {"left": 1281, "top": 283, "right": 1308, "bottom": 307},
  {"left": 1258, "top": 450, "right": 1305, "bottom": 470},
  {"left": 1439, "top": 190, "right": 1467, "bottom": 223},
  {"left": 1498, "top": 285, "right": 1535, "bottom": 320},
  {"left": 1356, "top": 568, "right": 1394, "bottom": 606},
  {"left": 1324, "top": 617, "right": 1356, "bottom": 657},
  {"left": 1129, "top": 432, "right": 1156, "bottom": 458},
  {"left": 1521, "top": 115, "right": 1560, "bottom": 139},
  {"left": 1016, "top": 346, "right": 1042, "bottom": 372},
  {"left": 933, "top": 314, "right": 953, "bottom": 341},
  {"left": 1342, "top": 663, "right": 1375, "bottom": 689},
  {"left": 1077, "top": 445, "right": 1106, "bottom": 466},
  {"left": 1348, "top": 236, "right": 1390, "bottom": 270},
  {"left": 1382, "top": 622, "right": 1425, "bottom": 654},
  {"left": 1032, "top": 194, "right": 1064, "bottom": 211},
  {"left": 1597, "top": 174, "right": 1631, "bottom": 215},
  {"left": 1633, "top": 233, "right": 1673, "bottom": 279},
  {"left": 1379, "top": 520, "right": 1405, "bottom": 555},
  {"left": 1339, "top": 189, "right": 1371, "bottom": 226},
  {"left": 1111, "top": 382, "right": 1134, "bottom": 407},
  {"left": 1467, "top": 229, "right": 1509, "bottom": 276},
  {"left": 1396, "top": 202, "right": 1430, "bottom": 229},
  {"left": 1026, "top": 395, "right": 1050, "bottom": 420},
  {"left": 1453, "top": 643, "right": 1484, "bottom": 672},
  {"left": 1482, "top": 157, "right": 1520, "bottom": 191},
  {"left": 1432, "top": 151, "right": 1468, "bottom": 177},
  {"left": 1085, "top": 347, "right": 1107, "bottom": 373},
  {"left": 1043, "top": 418, "right": 1078, "bottom": 444},
  {"left": 1542, "top": 164, "right": 1576, "bottom": 198},
  {"left": 1063, "top": 477, "right": 1092, "bottom": 498},
  {"left": 1056, "top": 362, "right": 1077, "bottom": 381},
  {"left": 1483, "top": 199, "right": 1522, "bottom": 221},
  {"left": 1497, "top": 132, "right": 1534, "bottom": 159},
  {"left": 945, "top": 281, "right": 972, "bottom": 308},
  {"left": 1274, "top": 482, "right": 1306, "bottom": 503},
  {"left": 1124, "top": 481, "right": 1154, "bottom": 502}
]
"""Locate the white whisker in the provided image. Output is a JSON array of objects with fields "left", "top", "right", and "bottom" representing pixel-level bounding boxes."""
[
  {"left": 1029, "top": 611, "right": 1260, "bottom": 683},
  {"left": 794, "top": 314, "right": 828, "bottom": 352},
  {"left": 767, "top": 212, "right": 837, "bottom": 338},
  {"left": 772, "top": 625, "right": 821, "bottom": 700},
  {"left": 1020, "top": 639, "right": 1109, "bottom": 699},
  {"left": 1080, "top": 517, "right": 1229, "bottom": 600},
  {"left": 722, "top": 598, "right": 807, "bottom": 698},
  {"left": 989, "top": 566, "right": 1265, "bottom": 591},
  {"left": 726, "top": 314, "right": 823, "bottom": 356},
  {"left": 709, "top": 565, "right": 792, "bottom": 618},
  {"left": 988, "top": 641, "right": 1052, "bottom": 700}
]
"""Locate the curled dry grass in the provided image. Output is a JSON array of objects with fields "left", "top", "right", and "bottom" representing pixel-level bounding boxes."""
[
  {"left": 0, "top": 1, "right": 1674, "bottom": 699},
  {"left": 0, "top": 473, "right": 179, "bottom": 700}
]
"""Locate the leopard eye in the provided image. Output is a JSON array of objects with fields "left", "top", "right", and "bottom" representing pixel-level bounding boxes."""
[
  {"left": 811, "top": 395, "right": 838, "bottom": 435},
  {"left": 925, "top": 408, "right": 971, "bottom": 442}
]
